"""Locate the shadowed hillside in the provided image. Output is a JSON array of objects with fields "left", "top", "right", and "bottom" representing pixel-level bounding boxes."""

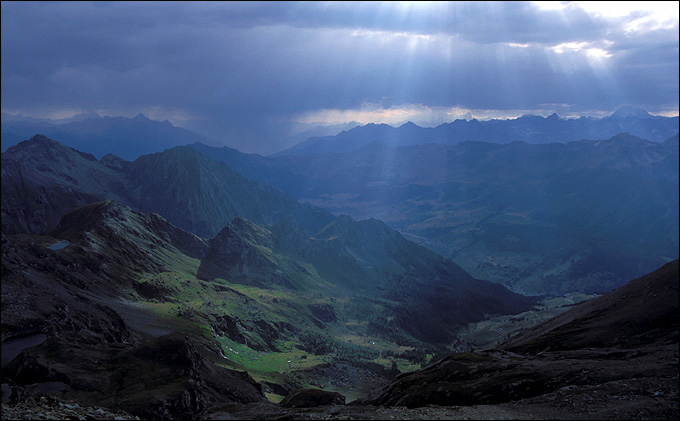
[
  {"left": 359, "top": 260, "right": 678, "bottom": 419},
  {"left": 192, "top": 133, "right": 679, "bottom": 295},
  {"left": 1, "top": 135, "right": 334, "bottom": 238}
]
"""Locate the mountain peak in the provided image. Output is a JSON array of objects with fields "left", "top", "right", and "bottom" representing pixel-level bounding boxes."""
[
  {"left": 29, "top": 133, "right": 52, "bottom": 143},
  {"left": 133, "top": 113, "right": 149, "bottom": 121},
  {"left": 229, "top": 215, "right": 257, "bottom": 229},
  {"left": 218, "top": 216, "right": 273, "bottom": 247},
  {"left": 49, "top": 200, "right": 118, "bottom": 239},
  {"left": 606, "top": 132, "right": 651, "bottom": 145},
  {"left": 609, "top": 106, "right": 652, "bottom": 119},
  {"left": 14, "top": 134, "right": 95, "bottom": 162},
  {"left": 66, "top": 111, "right": 101, "bottom": 122},
  {"left": 517, "top": 114, "right": 544, "bottom": 120},
  {"left": 100, "top": 153, "right": 130, "bottom": 171}
]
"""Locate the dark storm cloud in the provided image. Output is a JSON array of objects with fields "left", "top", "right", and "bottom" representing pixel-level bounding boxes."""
[{"left": 1, "top": 1, "right": 678, "bottom": 153}]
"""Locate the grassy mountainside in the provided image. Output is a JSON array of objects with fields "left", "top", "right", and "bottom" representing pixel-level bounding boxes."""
[
  {"left": 2, "top": 200, "right": 537, "bottom": 413},
  {"left": 126, "top": 146, "right": 333, "bottom": 238}
]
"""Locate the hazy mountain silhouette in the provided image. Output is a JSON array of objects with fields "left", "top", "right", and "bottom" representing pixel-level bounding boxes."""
[
  {"left": 275, "top": 107, "right": 678, "bottom": 156},
  {"left": 1, "top": 113, "right": 214, "bottom": 160},
  {"left": 272, "top": 121, "right": 362, "bottom": 156}
]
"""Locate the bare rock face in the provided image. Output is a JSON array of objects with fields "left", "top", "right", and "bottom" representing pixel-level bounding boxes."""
[
  {"left": 112, "top": 333, "right": 265, "bottom": 418},
  {"left": 308, "top": 303, "right": 337, "bottom": 323},
  {"left": 198, "top": 217, "right": 276, "bottom": 278},
  {"left": 279, "top": 388, "right": 346, "bottom": 408},
  {"left": 3, "top": 333, "right": 266, "bottom": 419}
]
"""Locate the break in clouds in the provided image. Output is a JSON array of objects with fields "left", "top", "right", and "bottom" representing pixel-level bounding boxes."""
[{"left": 1, "top": 1, "right": 678, "bottom": 153}]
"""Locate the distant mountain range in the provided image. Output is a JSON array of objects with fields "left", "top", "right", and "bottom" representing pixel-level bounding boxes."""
[
  {"left": 275, "top": 107, "right": 678, "bottom": 156},
  {"left": 191, "top": 132, "right": 679, "bottom": 295},
  {"left": 3, "top": 106, "right": 677, "bottom": 161},
  {"left": 1, "top": 112, "right": 213, "bottom": 161}
]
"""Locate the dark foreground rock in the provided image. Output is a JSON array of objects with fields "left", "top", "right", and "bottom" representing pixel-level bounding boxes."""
[
  {"left": 280, "top": 388, "right": 346, "bottom": 408},
  {"left": 2, "top": 333, "right": 265, "bottom": 419},
  {"left": 1, "top": 395, "right": 139, "bottom": 420}
]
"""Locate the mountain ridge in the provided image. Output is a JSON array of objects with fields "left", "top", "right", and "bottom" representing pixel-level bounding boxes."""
[
  {"left": 1, "top": 113, "right": 215, "bottom": 161},
  {"left": 275, "top": 108, "right": 678, "bottom": 157},
  {"left": 1, "top": 135, "right": 334, "bottom": 239}
]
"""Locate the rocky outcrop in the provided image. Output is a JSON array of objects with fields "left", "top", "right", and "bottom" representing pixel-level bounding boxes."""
[
  {"left": 308, "top": 303, "right": 337, "bottom": 323},
  {"left": 280, "top": 388, "right": 346, "bottom": 408},
  {"left": 197, "top": 217, "right": 293, "bottom": 288},
  {"left": 50, "top": 200, "right": 208, "bottom": 261},
  {"left": 112, "top": 333, "right": 265, "bottom": 418},
  {"left": 3, "top": 333, "right": 266, "bottom": 419},
  {"left": 1, "top": 395, "right": 139, "bottom": 420}
]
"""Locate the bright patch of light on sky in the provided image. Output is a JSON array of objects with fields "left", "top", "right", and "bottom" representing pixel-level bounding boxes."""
[
  {"left": 534, "top": 1, "right": 678, "bottom": 18},
  {"left": 296, "top": 103, "right": 473, "bottom": 126},
  {"left": 550, "top": 40, "right": 614, "bottom": 58},
  {"left": 294, "top": 103, "right": 585, "bottom": 126},
  {"left": 535, "top": 1, "right": 679, "bottom": 31}
]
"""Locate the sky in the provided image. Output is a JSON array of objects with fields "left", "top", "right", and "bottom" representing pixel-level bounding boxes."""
[{"left": 1, "top": 1, "right": 679, "bottom": 154}]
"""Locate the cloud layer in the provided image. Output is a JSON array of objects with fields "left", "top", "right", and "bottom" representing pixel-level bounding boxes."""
[{"left": 2, "top": 1, "right": 678, "bottom": 153}]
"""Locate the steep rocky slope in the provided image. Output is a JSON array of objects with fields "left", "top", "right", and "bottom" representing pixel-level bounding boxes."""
[
  {"left": 1, "top": 135, "right": 333, "bottom": 238},
  {"left": 0, "top": 135, "right": 131, "bottom": 235},
  {"left": 1, "top": 212, "right": 266, "bottom": 418},
  {"left": 359, "top": 260, "right": 678, "bottom": 419}
]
